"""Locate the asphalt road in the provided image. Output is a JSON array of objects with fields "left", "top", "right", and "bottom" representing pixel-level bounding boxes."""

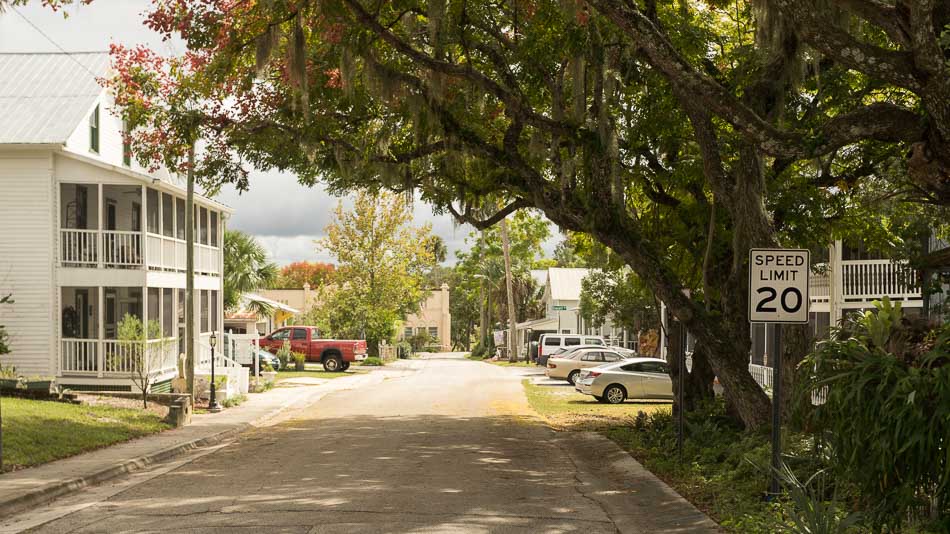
[{"left": 15, "top": 353, "right": 710, "bottom": 533}]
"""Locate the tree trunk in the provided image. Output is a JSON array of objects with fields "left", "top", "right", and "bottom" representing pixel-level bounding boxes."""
[
  {"left": 541, "top": 205, "right": 772, "bottom": 429},
  {"left": 185, "top": 145, "right": 195, "bottom": 400},
  {"left": 500, "top": 216, "right": 518, "bottom": 362},
  {"left": 479, "top": 280, "right": 488, "bottom": 348},
  {"left": 667, "top": 321, "right": 716, "bottom": 417},
  {"left": 781, "top": 322, "right": 810, "bottom": 417}
]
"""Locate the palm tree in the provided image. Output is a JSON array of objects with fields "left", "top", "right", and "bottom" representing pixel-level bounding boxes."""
[{"left": 223, "top": 230, "right": 278, "bottom": 311}]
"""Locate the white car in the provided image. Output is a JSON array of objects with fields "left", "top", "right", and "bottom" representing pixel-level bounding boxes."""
[
  {"left": 545, "top": 348, "right": 628, "bottom": 385},
  {"left": 575, "top": 358, "right": 673, "bottom": 404}
]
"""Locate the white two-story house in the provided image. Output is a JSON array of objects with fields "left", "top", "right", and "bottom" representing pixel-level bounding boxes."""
[{"left": 0, "top": 52, "right": 231, "bottom": 392}]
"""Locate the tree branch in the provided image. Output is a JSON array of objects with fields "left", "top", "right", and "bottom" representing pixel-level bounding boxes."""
[{"left": 446, "top": 199, "right": 531, "bottom": 229}]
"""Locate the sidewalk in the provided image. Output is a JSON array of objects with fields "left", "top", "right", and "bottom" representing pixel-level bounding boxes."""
[{"left": 0, "top": 365, "right": 411, "bottom": 518}]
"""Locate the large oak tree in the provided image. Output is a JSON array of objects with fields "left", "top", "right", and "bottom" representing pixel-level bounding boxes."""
[{"left": 110, "top": 0, "right": 949, "bottom": 429}]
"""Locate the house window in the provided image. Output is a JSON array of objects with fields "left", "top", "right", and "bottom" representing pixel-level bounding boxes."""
[
  {"left": 163, "top": 288, "right": 174, "bottom": 337},
  {"left": 428, "top": 326, "right": 438, "bottom": 339},
  {"left": 89, "top": 105, "right": 99, "bottom": 153},
  {"left": 210, "top": 211, "right": 218, "bottom": 247},
  {"left": 200, "top": 290, "right": 209, "bottom": 333},
  {"left": 146, "top": 188, "right": 159, "bottom": 234},
  {"left": 122, "top": 118, "right": 131, "bottom": 166},
  {"left": 404, "top": 327, "right": 413, "bottom": 338},
  {"left": 147, "top": 287, "right": 160, "bottom": 337},
  {"left": 176, "top": 198, "right": 185, "bottom": 240},
  {"left": 162, "top": 193, "right": 173, "bottom": 237},
  {"left": 199, "top": 207, "right": 209, "bottom": 245},
  {"left": 210, "top": 290, "right": 218, "bottom": 332}
]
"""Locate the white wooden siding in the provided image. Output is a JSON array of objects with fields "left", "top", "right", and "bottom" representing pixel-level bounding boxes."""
[
  {"left": 63, "top": 92, "right": 180, "bottom": 186},
  {"left": 0, "top": 151, "right": 55, "bottom": 376}
]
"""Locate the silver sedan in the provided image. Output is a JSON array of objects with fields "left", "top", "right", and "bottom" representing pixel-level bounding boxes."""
[{"left": 575, "top": 358, "right": 673, "bottom": 404}]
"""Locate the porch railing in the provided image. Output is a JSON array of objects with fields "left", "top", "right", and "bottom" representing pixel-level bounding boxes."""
[
  {"left": 61, "top": 338, "right": 178, "bottom": 377},
  {"left": 749, "top": 363, "right": 773, "bottom": 390},
  {"left": 841, "top": 259, "right": 919, "bottom": 300},
  {"left": 60, "top": 338, "right": 99, "bottom": 373},
  {"left": 809, "top": 271, "right": 830, "bottom": 299},
  {"left": 748, "top": 362, "right": 826, "bottom": 404},
  {"left": 196, "top": 244, "right": 221, "bottom": 275},
  {"left": 60, "top": 229, "right": 98, "bottom": 266},
  {"left": 60, "top": 229, "right": 219, "bottom": 275},
  {"left": 102, "top": 231, "right": 142, "bottom": 267}
]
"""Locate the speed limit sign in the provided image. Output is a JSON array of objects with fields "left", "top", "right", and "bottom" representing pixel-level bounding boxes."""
[{"left": 749, "top": 248, "right": 810, "bottom": 324}]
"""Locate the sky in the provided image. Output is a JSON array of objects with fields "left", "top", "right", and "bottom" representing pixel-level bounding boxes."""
[{"left": 0, "top": 0, "right": 559, "bottom": 266}]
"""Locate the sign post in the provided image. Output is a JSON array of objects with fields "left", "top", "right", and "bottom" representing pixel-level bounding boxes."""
[{"left": 748, "top": 248, "right": 809, "bottom": 497}]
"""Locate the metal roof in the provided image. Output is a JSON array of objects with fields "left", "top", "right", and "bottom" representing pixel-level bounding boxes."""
[
  {"left": 0, "top": 52, "right": 109, "bottom": 144},
  {"left": 547, "top": 268, "right": 593, "bottom": 301}
]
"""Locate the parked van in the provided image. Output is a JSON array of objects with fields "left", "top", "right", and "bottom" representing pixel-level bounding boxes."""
[{"left": 536, "top": 334, "right": 605, "bottom": 365}]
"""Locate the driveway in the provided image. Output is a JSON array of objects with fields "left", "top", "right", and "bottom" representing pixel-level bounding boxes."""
[{"left": 15, "top": 353, "right": 714, "bottom": 533}]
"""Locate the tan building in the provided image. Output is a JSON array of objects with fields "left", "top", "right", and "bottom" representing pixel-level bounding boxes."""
[
  {"left": 259, "top": 283, "right": 318, "bottom": 315},
  {"left": 399, "top": 284, "right": 452, "bottom": 350}
]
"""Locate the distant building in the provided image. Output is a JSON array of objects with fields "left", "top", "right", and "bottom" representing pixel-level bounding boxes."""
[
  {"left": 252, "top": 283, "right": 452, "bottom": 350},
  {"left": 399, "top": 284, "right": 451, "bottom": 351},
  {"left": 515, "top": 268, "right": 632, "bottom": 355}
]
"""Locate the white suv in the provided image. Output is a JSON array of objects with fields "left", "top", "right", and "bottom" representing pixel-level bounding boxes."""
[{"left": 536, "top": 334, "right": 605, "bottom": 364}]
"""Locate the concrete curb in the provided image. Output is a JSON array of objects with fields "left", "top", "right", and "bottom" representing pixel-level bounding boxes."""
[
  {"left": 562, "top": 432, "right": 721, "bottom": 533},
  {"left": 0, "top": 423, "right": 249, "bottom": 518},
  {"left": 0, "top": 379, "right": 342, "bottom": 519}
]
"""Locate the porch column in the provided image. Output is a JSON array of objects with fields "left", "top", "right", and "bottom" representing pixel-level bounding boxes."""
[
  {"left": 97, "top": 286, "right": 105, "bottom": 378},
  {"left": 141, "top": 185, "right": 148, "bottom": 268},
  {"left": 157, "top": 190, "right": 164, "bottom": 268},
  {"left": 830, "top": 241, "right": 843, "bottom": 325}
]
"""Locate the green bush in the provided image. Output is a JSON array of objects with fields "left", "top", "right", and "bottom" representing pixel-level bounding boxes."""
[
  {"left": 276, "top": 341, "right": 291, "bottom": 369},
  {"left": 361, "top": 356, "right": 384, "bottom": 366},
  {"left": 795, "top": 297, "right": 950, "bottom": 528},
  {"left": 470, "top": 338, "right": 495, "bottom": 359},
  {"left": 408, "top": 332, "right": 435, "bottom": 351},
  {"left": 222, "top": 394, "right": 247, "bottom": 408}
]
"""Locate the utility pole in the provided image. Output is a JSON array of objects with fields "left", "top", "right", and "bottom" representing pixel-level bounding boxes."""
[
  {"left": 185, "top": 144, "right": 195, "bottom": 399},
  {"left": 500, "top": 216, "right": 518, "bottom": 362}
]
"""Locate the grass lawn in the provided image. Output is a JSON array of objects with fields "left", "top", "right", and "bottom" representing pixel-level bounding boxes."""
[
  {"left": 1, "top": 396, "right": 169, "bottom": 472},
  {"left": 522, "top": 379, "right": 670, "bottom": 431}
]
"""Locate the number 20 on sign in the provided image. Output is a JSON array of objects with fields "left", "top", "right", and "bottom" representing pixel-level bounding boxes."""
[{"left": 748, "top": 249, "right": 810, "bottom": 324}]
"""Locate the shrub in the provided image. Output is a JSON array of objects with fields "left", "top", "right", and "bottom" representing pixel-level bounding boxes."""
[
  {"left": 361, "top": 356, "right": 384, "bottom": 366},
  {"left": 408, "top": 332, "right": 435, "bottom": 352},
  {"left": 276, "top": 341, "right": 291, "bottom": 369},
  {"left": 222, "top": 394, "right": 247, "bottom": 408},
  {"left": 0, "top": 293, "right": 12, "bottom": 359},
  {"left": 795, "top": 297, "right": 950, "bottom": 528}
]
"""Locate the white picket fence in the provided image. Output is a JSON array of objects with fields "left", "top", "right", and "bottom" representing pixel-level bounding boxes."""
[{"left": 747, "top": 362, "right": 826, "bottom": 405}]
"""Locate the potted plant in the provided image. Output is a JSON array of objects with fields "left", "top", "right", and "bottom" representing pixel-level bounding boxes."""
[
  {"left": 23, "top": 376, "right": 54, "bottom": 392},
  {"left": 0, "top": 364, "right": 19, "bottom": 390},
  {"left": 255, "top": 362, "right": 277, "bottom": 390},
  {"left": 293, "top": 351, "right": 306, "bottom": 371}
]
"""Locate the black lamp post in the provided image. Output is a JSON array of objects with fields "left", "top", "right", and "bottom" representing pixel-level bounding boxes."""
[{"left": 209, "top": 331, "right": 221, "bottom": 413}]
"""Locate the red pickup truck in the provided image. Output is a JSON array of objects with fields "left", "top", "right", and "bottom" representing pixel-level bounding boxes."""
[{"left": 259, "top": 326, "right": 368, "bottom": 372}]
